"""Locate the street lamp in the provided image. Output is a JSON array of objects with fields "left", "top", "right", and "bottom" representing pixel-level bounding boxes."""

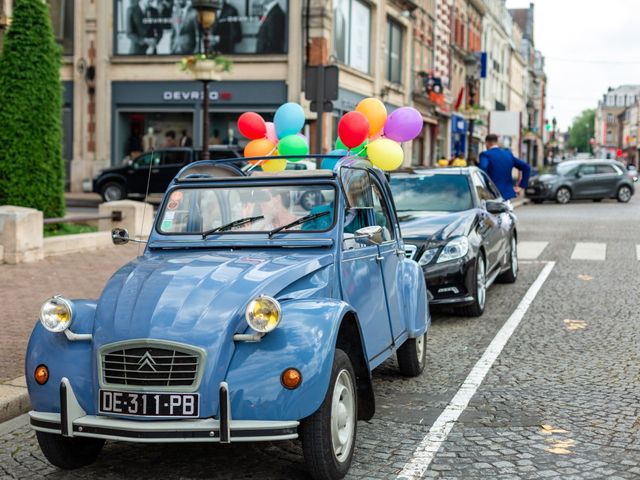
[{"left": 192, "top": 0, "right": 222, "bottom": 160}]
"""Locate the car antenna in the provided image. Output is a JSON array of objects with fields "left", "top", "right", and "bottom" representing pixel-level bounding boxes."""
[{"left": 137, "top": 145, "right": 155, "bottom": 256}]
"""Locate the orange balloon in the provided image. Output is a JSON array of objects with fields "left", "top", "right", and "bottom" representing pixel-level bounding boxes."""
[
  {"left": 245, "top": 138, "right": 276, "bottom": 160},
  {"left": 356, "top": 98, "right": 387, "bottom": 137}
]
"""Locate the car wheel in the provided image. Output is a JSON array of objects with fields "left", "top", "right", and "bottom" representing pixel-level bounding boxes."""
[
  {"left": 301, "top": 349, "right": 357, "bottom": 480},
  {"left": 300, "top": 191, "right": 325, "bottom": 211},
  {"left": 36, "top": 431, "right": 104, "bottom": 469},
  {"left": 396, "top": 331, "right": 427, "bottom": 377},
  {"left": 617, "top": 185, "right": 632, "bottom": 203},
  {"left": 457, "top": 254, "right": 486, "bottom": 317},
  {"left": 100, "top": 182, "right": 126, "bottom": 202},
  {"left": 497, "top": 234, "right": 518, "bottom": 284},
  {"left": 555, "top": 187, "right": 571, "bottom": 204}
]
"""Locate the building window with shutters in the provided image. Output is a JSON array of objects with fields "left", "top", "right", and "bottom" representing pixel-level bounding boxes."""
[
  {"left": 385, "top": 17, "right": 403, "bottom": 84},
  {"left": 48, "top": 0, "right": 74, "bottom": 56}
]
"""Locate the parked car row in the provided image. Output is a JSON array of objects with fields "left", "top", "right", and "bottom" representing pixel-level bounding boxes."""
[{"left": 30, "top": 156, "right": 523, "bottom": 479}]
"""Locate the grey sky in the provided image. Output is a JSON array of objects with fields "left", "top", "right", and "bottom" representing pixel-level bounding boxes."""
[{"left": 506, "top": 0, "right": 640, "bottom": 130}]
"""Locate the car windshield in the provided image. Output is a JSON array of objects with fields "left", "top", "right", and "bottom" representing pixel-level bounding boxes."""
[
  {"left": 158, "top": 184, "right": 336, "bottom": 235},
  {"left": 550, "top": 162, "right": 579, "bottom": 175},
  {"left": 390, "top": 174, "right": 473, "bottom": 212}
]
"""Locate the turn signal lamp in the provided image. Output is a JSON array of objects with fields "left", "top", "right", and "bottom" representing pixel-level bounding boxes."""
[
  {"left": 245, "top": 295, "right": 281, "bottom": 333},
  {"left": 39, "top": 296, "right": 73, "bottom": 333},
  {"left": 34, "top": 365, "right": 49, "bottom": 385},
  {"left": 281, "top": 368, "right": 302, "bottom": 389}
]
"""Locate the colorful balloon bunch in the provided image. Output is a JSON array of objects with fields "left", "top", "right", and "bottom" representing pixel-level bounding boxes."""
[
  {"left": 238, "top": 103, "right": 309, "bottom": 172},
  {"left": 330, "top": 98, "right": 423, "bottom": 171}
]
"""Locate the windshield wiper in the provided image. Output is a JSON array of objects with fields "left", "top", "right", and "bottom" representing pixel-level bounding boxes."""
[
  {"left": 201, "top": 215, "right": 264, "bottom": 239},
  {"left": 268, "top": 211, "right": 330, "bottom": 238}
]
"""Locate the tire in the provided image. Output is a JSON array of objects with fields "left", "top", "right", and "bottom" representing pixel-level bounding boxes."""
[
  {"left": 497, "top": 234, "right": 518, "bottom": 284},
  {"left": 300, "top": 191, "right": 325, "bottom": 211},
  {"left": 100, "top": 181, "right": 126, "bottom": 202},
  {"left": 457, "top": 254, "right": 486, "bottom": 317},
  {"left": 397, "top": 332, "right": 427, "bottom": 377},
  {"left": 532, "top": 199, "right": 544, "bottom": 204},
  {"left": 555, "top": 187, "right": 571, "bottom": 204},
  {"left": 36, "top": 431, "right": 104, "bottom": 469},
  {"left": 301, "top": 349, "right": 357, "bottom": 480},
  {"left": 617, "top": 185, "right": 632, "bottom": 203}
]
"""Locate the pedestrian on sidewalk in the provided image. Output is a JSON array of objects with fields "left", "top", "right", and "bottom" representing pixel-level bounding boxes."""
[{"left": 479, "top": 134, "right": 531, "bottom": 202}]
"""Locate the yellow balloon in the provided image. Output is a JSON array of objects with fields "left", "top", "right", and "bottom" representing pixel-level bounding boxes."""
[
  {"left": 356, "top": 98, "right": 387, "bottom": 137},
  {"left": 261, "top": 158, "right": 287, "bottom": 172},
  {"left": 367, "top": 138, "right": 404, "bottom": 171}
]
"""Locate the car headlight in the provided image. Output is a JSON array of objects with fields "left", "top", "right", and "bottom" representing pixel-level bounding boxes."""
[
  {"left": 245, "top": 295, "right": 281, "bottom": 333},
  {"left": 437, "top": 237, "right": 469, "bottom": 263},
  {"left": 418, "top": 248, "right": 439, "bottom": 266},
  {"left": 39, "top": 296, "right": 73, "bottom": 332}
]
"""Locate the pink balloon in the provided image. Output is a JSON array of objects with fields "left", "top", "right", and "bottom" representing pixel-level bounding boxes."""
[
  {"left": 383, "top": 107, "right": 423, "bottom": 142},
  {"left": 265, "top": 122, "right": 278, "bottom": 143},
  {"left": 297, "top": 133, "right": 309, "bottom": 145}
]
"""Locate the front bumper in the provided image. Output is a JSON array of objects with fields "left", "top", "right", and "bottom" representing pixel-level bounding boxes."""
[
  {"left": 525, "top": 183, "right": 554, "bottom": 200},
  {"left": 29, "top": 378, "right": 299, "bottom": 444},
  {"left": 423, "top": 257, "right": 475, "bottom": 306}
]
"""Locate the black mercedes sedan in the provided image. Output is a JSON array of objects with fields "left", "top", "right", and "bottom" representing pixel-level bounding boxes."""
[{"left": 390, "top": 167, "right": 518, "bottom": 317}]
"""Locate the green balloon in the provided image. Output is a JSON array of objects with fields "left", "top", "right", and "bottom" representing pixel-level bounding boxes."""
[
  {"left": 278, "top": 134, "right": 308, "bottom": 160},
  {"left": 336, "top": 137, "right": 368, "bottom": 157}
]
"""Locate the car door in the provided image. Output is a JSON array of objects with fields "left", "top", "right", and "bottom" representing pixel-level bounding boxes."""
[
  {"left": 339, "top": 168, "right": 394, "bottom": 363},
  {"left": 369, "top": 174, "right": 406, "bottom": 343},
  {"left": 572, "top": 164, "right": 597, "bottom": 198},
  {"left": 471, "top": 171, "right": 504, "bottom": 273},
  {"left": 126, "top": 151, "right": 161, "bottom": 195},
  {"left": 151, "top": 149, "right": 191, "bottom": 194},
  {"left": 595, "top": 163, "right": 622, "bottom": 196}
]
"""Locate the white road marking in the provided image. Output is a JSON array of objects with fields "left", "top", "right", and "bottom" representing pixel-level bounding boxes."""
[
  {"left": 570, "top": 242, "right": 606, "bottom": 261},
  {"left": 518, "top": 241, "right": 548, "bottom": 260},
  {"left": 397, "top": 262, "right": 556, "bottom": 480},
  {"left": 637, "top": 245, "right": 640, "bottom": 261}
]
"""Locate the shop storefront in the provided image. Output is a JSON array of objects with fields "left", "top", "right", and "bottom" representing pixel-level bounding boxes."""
[{"left": 111, "top": 80, "right": 287, "bottom": 165}]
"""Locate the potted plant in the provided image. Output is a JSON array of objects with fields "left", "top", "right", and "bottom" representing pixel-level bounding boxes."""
[{"left": 179, "top": 54, "right": 232, "bottom": 81}]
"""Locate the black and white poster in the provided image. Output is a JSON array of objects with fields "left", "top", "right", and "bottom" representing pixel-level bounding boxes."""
[{"left": 114, "top": 0, "right": 288, "bottom": 56}]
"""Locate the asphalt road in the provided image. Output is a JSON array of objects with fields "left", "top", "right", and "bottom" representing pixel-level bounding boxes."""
[{"left": 1, "top": 195, "right": 639, "bottom": 479}]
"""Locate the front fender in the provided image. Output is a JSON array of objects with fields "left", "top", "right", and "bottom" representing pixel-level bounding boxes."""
[
  {"left": 399, "top": 259, "right": 430, "bottom": 336},
  {"left": 225, "top": 298, "right": 355, "bottom": 421},
  {"left": 25, "top": 300, "right": 97, "bottom": 413}
]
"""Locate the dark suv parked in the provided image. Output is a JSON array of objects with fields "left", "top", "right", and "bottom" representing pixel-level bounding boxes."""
[
  {"left": 525, "top": 159, "right": 635, "bottom": 204},
  {"left": 91, "top": 146, "right": 242, "bottom": 201}
]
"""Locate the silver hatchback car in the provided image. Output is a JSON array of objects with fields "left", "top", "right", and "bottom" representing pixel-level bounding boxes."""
[{"left": 525, "top": 160, "right": 636, "bottom": 204}]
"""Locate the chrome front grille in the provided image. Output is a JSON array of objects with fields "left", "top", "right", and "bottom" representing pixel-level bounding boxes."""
[
  {"left": 101, "top": 344, "right": 201, "bottom": 388},
  {"left": 405, "top": 244, "right": 418, "bottom": 260}
]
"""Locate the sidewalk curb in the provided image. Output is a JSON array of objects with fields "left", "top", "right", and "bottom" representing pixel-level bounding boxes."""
[
  {"left": 512, "top": 197, "right": 530, "bottom": 208},
  {"left": 0, "top": 376, "right": 30, "bottom": 424}
]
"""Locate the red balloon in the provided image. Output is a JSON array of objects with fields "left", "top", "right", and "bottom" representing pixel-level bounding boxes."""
[
  {"left": 238, "top": 112, "right": 267, "bottom": 140},
  {"left": 338, "top": 111, "right": 370, "bottom": 149}
]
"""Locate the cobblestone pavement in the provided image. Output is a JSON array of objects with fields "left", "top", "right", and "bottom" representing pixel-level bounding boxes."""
[{"left": 1, "top": 196, "right": 639, "bottom": 479}]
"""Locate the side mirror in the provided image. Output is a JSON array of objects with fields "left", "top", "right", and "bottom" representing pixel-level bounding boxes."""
[
  {"left": 112, "top": 228, "right": 130, "bottom": 245},
  {"left": 575, "top": 171, "right": 582, "bottom": 178},
  {"left": 485, "top": 201, "right": 508, "bottom": 214},
  {"left": 354, "top": 225, "right": 383, "bottom": 245}
]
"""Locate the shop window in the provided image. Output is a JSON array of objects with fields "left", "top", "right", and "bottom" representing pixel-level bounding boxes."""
[
  {"left": 333, "top": 0, "right": 371, "bottom": 74},
  {"left": 48, "top": 0, "right": 74, "bottom": 55},
  {"left": 385, "top": 18, "right": 403, "bottom": 85},
  {"left": 114, "top": 0, "right": 288, "bottom": 56}
]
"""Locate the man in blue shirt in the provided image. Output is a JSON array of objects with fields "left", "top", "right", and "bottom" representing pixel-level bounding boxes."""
[{"left": 479, "top": 134, "right": 531, "bottom": 201}]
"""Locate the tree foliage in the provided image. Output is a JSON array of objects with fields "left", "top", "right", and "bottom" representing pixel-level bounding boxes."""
[
  {"left": 0, "top": 0, "right": 64, "bottom": 218},
  {"left": 567, "top": 109, "right": 596, "bottom": 153}
]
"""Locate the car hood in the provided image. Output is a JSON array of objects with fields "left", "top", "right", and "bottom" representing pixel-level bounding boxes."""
[
  {"left": 96, "top": 165, "right": 126, "bottom": 177},
  {"left": 398, "top": 210, "right": 475, "bottom": 243},
  {"left": 93, "top": 250, "right": 334, "bottom": 347},
  {"left": 535, "top": 173, "right": 559, "bottom": 183}
]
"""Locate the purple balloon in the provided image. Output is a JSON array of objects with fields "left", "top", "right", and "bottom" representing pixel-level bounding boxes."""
[{"left": 383, "top": 107, "right": 423, "bottom": 142}]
